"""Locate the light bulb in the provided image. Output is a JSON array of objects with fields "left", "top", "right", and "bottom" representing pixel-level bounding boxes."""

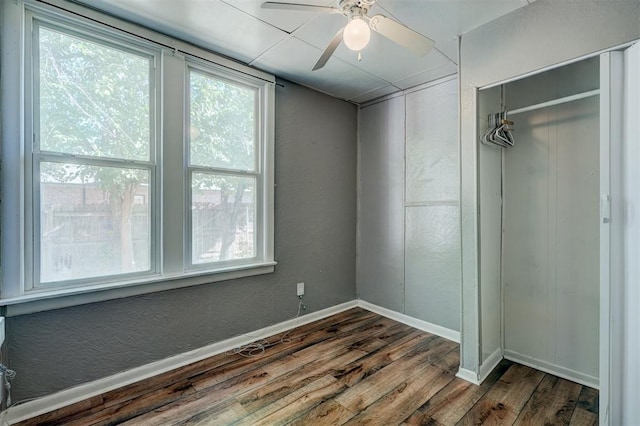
[{"left": 343, "top": 17, "right": 370, "bottom": 51}]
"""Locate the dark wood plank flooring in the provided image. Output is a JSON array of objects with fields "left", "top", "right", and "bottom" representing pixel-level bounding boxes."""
[{"left": 16, "top": 308, "right": 598, "bottom": 425}]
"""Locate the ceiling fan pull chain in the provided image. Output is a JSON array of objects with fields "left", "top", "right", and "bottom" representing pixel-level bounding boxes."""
[{"left": 358, "top": 51, "right": 362, "bottom": 62}]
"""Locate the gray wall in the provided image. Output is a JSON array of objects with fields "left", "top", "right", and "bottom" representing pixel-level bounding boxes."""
[
  {"left": 357, "top": 96, "right": 405, "bottom": 311},
  {"left": 459, "top": 0, "right": 640, "bottom": 375},
  {"left": 404, "top": 79, "right": 460, "bottom": 331},
  {"left": 357, "top": 77, "right": 461, "bottom": 332},
  {"left": 5, "top": 79, "right": 358, "bottom": 401}
]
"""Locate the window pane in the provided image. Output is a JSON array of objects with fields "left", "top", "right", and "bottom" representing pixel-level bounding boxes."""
[
  {"left": 39, "top": 27, "right": 150, "bottom": 161},
  {"left": 190, "top": 70, "right": 256, "bottom": 171},
  {"left": 40, "top": 162, "right": 151, "bottom": 284},
  {"left": 192, "top": 173, "right": 256, "bottom": 264}
]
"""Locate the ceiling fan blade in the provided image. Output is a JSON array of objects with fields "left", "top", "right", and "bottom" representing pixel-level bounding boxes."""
[
  {"left": 312, "top": 27, "right": 344, "bottom": 71},
  {"left": 261, "top": 2, "right": 340, "bottom": 13},
  {"left": 369, "top": 15, "right": 435, "bottom": 56}
]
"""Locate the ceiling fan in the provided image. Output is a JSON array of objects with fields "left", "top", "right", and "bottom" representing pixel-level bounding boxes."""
[{"left": 261, "top": 0, "right": 435, "bottom": 71}]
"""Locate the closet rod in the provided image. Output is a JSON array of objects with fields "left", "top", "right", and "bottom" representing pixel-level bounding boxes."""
[{"left": 507, "top": 89, "right": 600, "bottom": 116}]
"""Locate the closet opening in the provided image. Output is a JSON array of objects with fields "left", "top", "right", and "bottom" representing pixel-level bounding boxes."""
[
  {"left": 468, "top": 40, "right": 639, "bottom": 424},
  {"left": 476, "top": 56, "right": 601, "bottom": 393}
]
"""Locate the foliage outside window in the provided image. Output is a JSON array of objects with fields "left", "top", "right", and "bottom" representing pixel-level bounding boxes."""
[
  {"left": 189, "top": 69, "right": 260, "bottom": 266},
  {"left": 35, "top": 25, "right": 155, "bottom": 287},
  {"left": 9, "top": 3, "right": 275, "bottom": 299}
]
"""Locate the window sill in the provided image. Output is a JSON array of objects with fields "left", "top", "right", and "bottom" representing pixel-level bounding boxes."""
[{"left": 0, "top": 262, "right": 277, "bottom": 316}]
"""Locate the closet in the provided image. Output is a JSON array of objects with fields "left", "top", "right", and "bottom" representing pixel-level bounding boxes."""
[{"left": 478, "top": 57, "right": 600, "bottom": 387}]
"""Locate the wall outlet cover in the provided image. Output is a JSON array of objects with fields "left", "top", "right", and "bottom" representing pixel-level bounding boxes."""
[{"left": 296, "top": 283, "right": 304, "bottom": 296}]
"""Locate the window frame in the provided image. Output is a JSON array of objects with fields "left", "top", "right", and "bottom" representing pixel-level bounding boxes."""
[
  {"left": 185, "top": 61, "right": 267, "bottom": 271},
  {"left": 0, "top": 0, "right": 276, "bottom": 313},
  {"left": 25, "top": 14, "right": 162, "bottom": 292}
]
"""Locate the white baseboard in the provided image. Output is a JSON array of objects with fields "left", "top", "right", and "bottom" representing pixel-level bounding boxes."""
[
  {"left": 455, "top": 348, "right": 503, "bottom": 386},
  {"left": 478, "top": 348, "right": 503, "bottom": 383},
  {"left": 356, "top": 300, "right": 461, "bottom": 343},
  {"left": 0, "top": 300, "right": 359, "bottom": 426},
  {"left": 455, "top": 367, "right": 480, "bottom": 385},
  {"left": 1, "top": 298, "right": 463, "bottom": 425},
  {"left": 504, "top": 349, "right": 599, "bottom": 389}
]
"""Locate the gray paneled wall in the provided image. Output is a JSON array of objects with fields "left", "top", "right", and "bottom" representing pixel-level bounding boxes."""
[
  {"left": 6, "top": 80, "right": 358, "bottom": 402},
  {"left": 358, "top": 76, "right": 461, "bottom": 332},
  {"left": 404, "top": 78, "right": 460, "bottom": 330},
  {"left": 357, "top": 96, "right": 405, "bottom": 311}
]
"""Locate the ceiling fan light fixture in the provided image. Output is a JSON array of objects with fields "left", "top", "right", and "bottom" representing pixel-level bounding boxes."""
[
  {"left": 343, "top": 16, "right": 370, "bottom": 51},
  {"left": 262, "top": 0, "right": 435, "bottom": 71}
]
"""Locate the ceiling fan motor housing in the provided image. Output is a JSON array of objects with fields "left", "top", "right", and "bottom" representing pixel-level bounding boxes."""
[{"left": 338, "top": 0, "right": 373, "bottom": 18}]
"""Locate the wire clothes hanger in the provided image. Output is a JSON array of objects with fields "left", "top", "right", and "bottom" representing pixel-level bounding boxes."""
[{"left": 481, "top": 85, "right": 515, "bottom": 148}]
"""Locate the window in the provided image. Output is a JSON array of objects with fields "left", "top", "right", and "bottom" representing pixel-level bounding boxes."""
[
  {"left": 188, "top": 67, "right": 261, "bottom": 267},
  {"left": 32, "top": 23, "right": 157, "bottom": 289},
  {"left": 1, "top": 1, "right": 275, "bottom": 305}
]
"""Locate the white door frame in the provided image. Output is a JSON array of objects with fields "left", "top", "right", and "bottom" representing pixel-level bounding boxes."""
[
  {"left": 598, "top": 50, "right": 622, "bottom": 426},
  {"left": 471, "top": 41, "right": 638, "bottom": 425}
]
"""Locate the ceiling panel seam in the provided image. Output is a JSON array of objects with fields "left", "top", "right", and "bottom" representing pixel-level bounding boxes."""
[
  {"left": 218, "top": 0, "right": 296, "bottom": 34},
  {"left": 290, "top": 35, "right": 397, "bottom": 86}
]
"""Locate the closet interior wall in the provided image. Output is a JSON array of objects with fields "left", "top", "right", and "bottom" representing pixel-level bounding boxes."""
[
  {"left": 478, "top": 87, "right": 503, "bottom": 366},
  {"left": 478, "top": 57, "right": 600, "bottom": 387}
]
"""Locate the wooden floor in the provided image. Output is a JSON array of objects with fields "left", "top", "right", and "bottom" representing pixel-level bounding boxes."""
[{"left": 18, "top": 308, "right": 598, "bottom": 425}]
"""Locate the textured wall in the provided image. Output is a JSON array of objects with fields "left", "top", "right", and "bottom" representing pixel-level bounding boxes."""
[{"left": 6, "top": 79, "right": 358, "bottom": 401}]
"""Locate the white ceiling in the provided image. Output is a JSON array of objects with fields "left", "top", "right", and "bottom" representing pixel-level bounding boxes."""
[{"left": 79, "top": 0, "right": 535, "bottom": 103}]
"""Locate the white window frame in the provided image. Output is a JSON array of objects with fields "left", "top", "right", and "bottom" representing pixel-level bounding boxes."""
[
  {"left": 185, "top": 61, "right": 268, "bottom": 271},
  {"left": 25, "top": 11, "right": 162, "bottom": 292},
  {"left": 0, "top": 0, "right": 276, "bottom": 315}
]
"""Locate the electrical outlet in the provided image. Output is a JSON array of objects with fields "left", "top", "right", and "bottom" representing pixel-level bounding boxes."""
[{"left": 296, "top": 282, "right": 304, "bottom": 296}]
